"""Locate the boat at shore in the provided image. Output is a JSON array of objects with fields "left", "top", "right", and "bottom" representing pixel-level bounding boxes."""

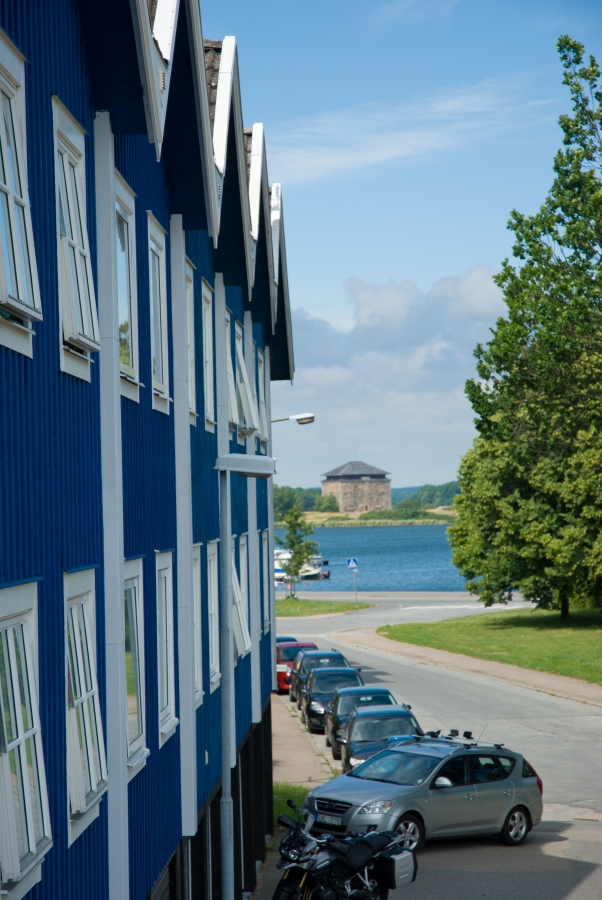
[{"left": 274, "top": 549, "right": 329, "bottom": 584}]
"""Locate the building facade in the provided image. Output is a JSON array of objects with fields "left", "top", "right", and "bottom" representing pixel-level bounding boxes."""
[
  {"left": 0, "top": 3, "right": 293, "bottom": 899},
  {"left": 322, "top": 462, "right": 391, "bottom": 512}
]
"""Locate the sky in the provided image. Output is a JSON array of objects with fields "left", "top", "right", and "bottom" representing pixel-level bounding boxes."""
[{"left": 202, "top": 0, "right": 602, "bottom": 488}]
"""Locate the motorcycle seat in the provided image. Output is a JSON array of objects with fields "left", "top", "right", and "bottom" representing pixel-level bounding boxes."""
[{"left": 362, "top": 833, "right": 392, "bottom": 854}]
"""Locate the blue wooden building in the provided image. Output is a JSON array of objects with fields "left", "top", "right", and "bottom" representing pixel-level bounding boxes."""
[{"left": 0, "top": 2, "right": 293, "bottom": 899}]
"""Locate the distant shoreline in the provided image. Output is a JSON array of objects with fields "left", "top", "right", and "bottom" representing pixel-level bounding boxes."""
[{"left": 273, "top": 519, "right": 451, "bottom": 528}]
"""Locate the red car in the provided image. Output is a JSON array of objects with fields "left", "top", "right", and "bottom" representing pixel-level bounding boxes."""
[{"left": 276, "top": 641, "right": 317, "bottom": 693}]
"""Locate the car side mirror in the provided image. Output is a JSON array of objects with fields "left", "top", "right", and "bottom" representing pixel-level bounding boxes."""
[
  {"left": 432, "top": 776, "right": 453, "bottom": 789},
  {"left": 338, "top": 737, "right": 347, "bottom": 745}
]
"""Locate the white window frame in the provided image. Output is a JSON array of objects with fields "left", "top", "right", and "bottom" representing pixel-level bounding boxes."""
[
  {"left": 115, "top": 172, "right": 139, "bottom": 401},
  {"left": 186, "top": 259, "right": 197, "bottom": 425},
  {"left": 148, "top": 212, "right": 170, "bottom": 414},
  {"left": 262, "top": 530, "right": 270, "bottom": 633},
  {"left": 155, "top": 551, "right": 178, "bottom": 746},
  {"left": 0, "top": 582, "right": 52, "bottom": 888},
  {"left": 0, "top": 33, "right": 42, "bottom": 363},
  {"left": 202, "top": 279, "right": 215, "bottom": 432},
  {"left": 53, "top": 98, "right": 100, "bottom": 384},
  {"left": 235, "top": 320, "right": 260, "bottom": 441},
  {"left": 232, "top": 538, "right": 251, "bottom": 658},
  {"left": 192, "top": 544, "right": 203, "bottom": 707},
  {"left": 207, "top": 542, "right": 220, "bottom": 691},
  {"left": 257, "top": 349, "right": 268, "bottom": 446},
  {"left": 225, "top": 309, "right": 238, "bottom": 434},
  {"left": 64, "top": 569, "right": 108, "bottom": 845},
  {"left": 123, "top": 558, "right": 149, "bottom": 779}
]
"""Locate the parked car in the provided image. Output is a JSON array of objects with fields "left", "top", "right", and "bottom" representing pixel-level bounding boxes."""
[
  {"left": 324, "top": 686, "right": 397, "bottom": 761},
  {"left": 301, "top": 668, "right": 364, "bottom": 732},
  {"left": 289, "top": 648, "right": 351, "bottom": 707},
  {"left": 276, "top": 641, "right": 317, "bottom": 692},
  {"left": 277, "top": 635, "right": 298, "bottom": 643},
  {"left": 305, "top": 737, "right": 543, "bottom": 850},
  {"left": 340, "top": 707, "right": 422, "bottom": 773}
]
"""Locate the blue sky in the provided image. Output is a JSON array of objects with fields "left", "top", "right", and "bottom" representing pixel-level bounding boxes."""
[{"left": 203, "top": 0, "right": 602, "bottom": 488}]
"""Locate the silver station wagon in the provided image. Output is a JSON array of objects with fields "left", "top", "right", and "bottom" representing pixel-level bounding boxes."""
[{"left": 305, "top": 737, "right": 543, "bottom": 850}]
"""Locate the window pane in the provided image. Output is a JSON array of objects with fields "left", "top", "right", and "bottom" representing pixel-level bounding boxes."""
[
  {"left": 86, "top": 696, "right": 102, "bottom": 787},
  {"left": 150, "top": 248, "right": 163, "bottom": 385},
  {"left": 157, "top": 572, "right": 168, "bottom": 713},
  {"left": 0, "top": 189, "right": 17, "bottom": 298},
  {"left": 9, "top": 747, "right": 27, "bottom": 860},
  {"left": 67, "top": 243, "right": 84, "bottom": 335},
  {"left": 0, "top": 629, "right": 16, "bottom": 744},
  {"left": 2, "top": 93, "right": 21, "bottom": 197},
  {"left": 75, "top": 703, "right": 92, "bottom": 796},
  {"left": 79, "top": 251, "right": 94, "bottom": 338},
  {"left": 76, "top": 605, "right": 93, "bottom": 695},
  {"left": 69, "top": 160, "right": 85, "bottom": 248},
  {"left": 13, "top": 625, "right": 32, "bottom": 734},
  {"left": 124, "top": 585, "right": 143, "bottom": 744},
  {"left": 116, "top": 212, "right": 133, "bottom": 370},
  {"left": 66, "top": 611, "right": 82, "bottom": 702},
  {"left": 25, "top": 736, "right": 44, "bottom": 845},
  {"left": 14, "top": 201, "right": 34, "bottom": 307},
  {"left": 58, "top": 153, "right": 73, "bottom": 240}
]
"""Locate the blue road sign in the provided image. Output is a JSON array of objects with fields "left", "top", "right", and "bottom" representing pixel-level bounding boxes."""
[{"left": 347, "top": 558, "right": 358, "bottom": 569}]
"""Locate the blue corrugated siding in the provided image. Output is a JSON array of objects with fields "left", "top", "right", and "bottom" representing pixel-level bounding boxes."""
[
  {"left": 260, "top": 633, "right": 273, "bottom": 706},
  {"left": 0, "top": 2, "right": 110, "bottom": 898},
  {"left": 113, "top": 134, "right": 183, "bottom": 900},
  {"left": 235, "top": 653, "right": 252, "bottom": 747}
]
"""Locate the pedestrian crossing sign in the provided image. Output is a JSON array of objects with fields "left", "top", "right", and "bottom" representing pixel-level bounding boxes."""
[{"left": 347, "top": 558, "right": 358, "bottom": 569}]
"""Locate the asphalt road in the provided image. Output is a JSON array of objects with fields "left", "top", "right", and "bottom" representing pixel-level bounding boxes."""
[{"left": 276, "top": 592, "right": 602, "bottom": 900}]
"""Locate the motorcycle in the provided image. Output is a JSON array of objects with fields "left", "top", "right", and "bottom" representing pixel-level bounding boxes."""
[{"left": 272, "top": 800, "right": 417, "bottom": 900}]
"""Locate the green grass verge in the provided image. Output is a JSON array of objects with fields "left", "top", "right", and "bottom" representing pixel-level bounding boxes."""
[
  {"left": 276, "top": 598, "right": 371, "bottom": 617},
  {"left": 273, "top": 782, "right": 309, "bottom": 827},
  {"left": 378, "top": 609, "right": 602, "bottom": 685}
]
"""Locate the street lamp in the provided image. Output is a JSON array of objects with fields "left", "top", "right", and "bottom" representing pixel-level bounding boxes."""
[{"left": 271, "top": 412, "right": 315, "bottom": 425}]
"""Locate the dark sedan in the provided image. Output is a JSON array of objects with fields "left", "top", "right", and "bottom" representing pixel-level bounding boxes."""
[
  {"left": 324, "top": 686, "right": 396, "bottom": 760},
  {"left": 302, "top": 667, "right": 364, "bottom": 732},
  {"left": 341, "top": 706, "right": 423, "bottom": 773},
  {"left": 289, "top": 648, "right": 350, "bottom": 707}
]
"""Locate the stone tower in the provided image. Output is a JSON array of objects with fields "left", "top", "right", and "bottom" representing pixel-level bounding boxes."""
[{"left": 321, "top": 461, "right": 391, "bottom": 513}]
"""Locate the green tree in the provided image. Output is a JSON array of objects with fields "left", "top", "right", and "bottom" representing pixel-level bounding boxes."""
[
  {"left": 276, "top": 502, "right": 319, "bottom": 597},
  {"left": 449, "top": 36, "right": 602, "bottom": 619},
  {"left": 314, "top": 493, "right": 339, "bottom": 512}
]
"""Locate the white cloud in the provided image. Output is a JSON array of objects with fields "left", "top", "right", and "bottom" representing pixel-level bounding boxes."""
[
  {"left": 267, "top": 80, "right": 557, "bottom": 185},
  {"left": 271, "top": 266, "right": 504, "bottom": 487}
]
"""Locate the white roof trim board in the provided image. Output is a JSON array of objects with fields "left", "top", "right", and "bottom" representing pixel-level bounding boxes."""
[
  {"left": 130, "top": 0, "right": 181, "bottom": 160},
  {"left": 270, "top": 183, "right": 294, "bottom": 380},
  {"left": 183, "top": 0, "right": 220, "bottom": 241},
  {"left": 248, "top": 124, "right": 276, "bottom": 327}
]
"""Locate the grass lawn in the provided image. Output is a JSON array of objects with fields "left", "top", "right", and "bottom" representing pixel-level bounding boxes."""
[
  {"left": 273, "top": 782, "right": 309, "bottom": 826},
  {"left": 276, "top": 598, "right": 371, "bottom": 617},
  {"left": 378, "top": 608, "right": 602, "bottom": 685}
]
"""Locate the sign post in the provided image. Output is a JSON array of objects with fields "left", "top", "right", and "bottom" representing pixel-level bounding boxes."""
[{"left": 347, "top": 558, "right": 358, "bottom": 604}]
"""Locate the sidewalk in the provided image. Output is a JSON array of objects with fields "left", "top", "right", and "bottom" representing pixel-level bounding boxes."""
[
  {"left": 330, "top": 627, "right": 602, "bottom": 709},
  {"left": 271, "top": 693, "right": 334, "bottom": 787}
]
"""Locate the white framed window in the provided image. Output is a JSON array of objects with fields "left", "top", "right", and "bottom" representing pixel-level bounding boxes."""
[
  {"left": 207, "top": 542, "right": 220, "bottom": 691},
  {"left": 148, "top": 212, "right": 170, "bottom": 413},
  {"left": 0, "top": 583, "right": 51, "bottom": 886},
  {"left": 202, "top": 279, "right": 215, "bottom": 432},
  {"left": 231, "top": 538, "right": 251, "bottom": 658},
  {"left": 257, "top": 349, "right": 268, "bottom": 445},
  {"left": 53, "top": 98, "right": 100, "bottom": 383},
  {"left": 186, "top": 260, "right": 197, "bottom": 424},
  {"left": 0, "top": 32, "right": 42, "bottom": 361},
  {"left": 115, "top": 172, "right": 139, "bottom": 397},
  {"left": 235, "top": 320, "right": 260, "bottom": 440},
  {"left": 225, "top": 309, "right": 238, "bottom": 433},
  {"left": 64, "top": 569, "right": 108, "bottom": 842},
  {"left": 155, "top": 552, "right": 178, "bottom": 745},
  {"left": 192, "top": 544, "right": 203, "bottom": 706},
  {"left": 262, "top": 530, "right": 270, "bottom": 633},
  {"left": 124, "top": 558, "right": 148, "bottom": 778}
]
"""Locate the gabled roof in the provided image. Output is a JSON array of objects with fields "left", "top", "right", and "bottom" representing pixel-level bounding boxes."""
[
  {"left": 268, "top": 184, "right": 294, "bottom": 382},
  {"left": 323, "top": 462, "right": 390, "bottom": 478},
  {"left": 204, "top": 37, "right": 255, "bottom": 297}
]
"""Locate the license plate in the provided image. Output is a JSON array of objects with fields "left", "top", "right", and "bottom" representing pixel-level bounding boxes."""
[{"left": 317, "top": 814, "right": 341, "bottom": 826}]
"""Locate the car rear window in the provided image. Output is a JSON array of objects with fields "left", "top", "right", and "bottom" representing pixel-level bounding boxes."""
[
  {"left": 312, "top": 671, "right": 362, "bottom": 692},
  {"left": 280, "top": 646, "right": 305, "bottom": 661},
  {"left": 522, "top": 759, "right": 536, "bottom": 778},
  {"left": 350, "top": 750, "right": 441, "bottom": 786},
  {"left": 351, "top": 716, "right": 419, "bottom": 742},
  {"left": 301, "top": 655, "right": 346, "bottom": 674},
  {"left": 338, "top": 693, "right": 394, "bottom": 715}
]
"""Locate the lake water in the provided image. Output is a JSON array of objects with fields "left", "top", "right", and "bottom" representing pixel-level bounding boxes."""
[{"left": 274, "top": 525, "right": 466, "bottom": 593}]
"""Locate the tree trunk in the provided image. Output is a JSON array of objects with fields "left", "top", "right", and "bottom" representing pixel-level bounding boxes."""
[{"left": 560, "top": 592, "right": 570, "bottom": 619}]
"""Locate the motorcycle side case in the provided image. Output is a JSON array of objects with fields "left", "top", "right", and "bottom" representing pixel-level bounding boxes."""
[{"left": 374, "top": 849, "right": 417, "bottom": 889}]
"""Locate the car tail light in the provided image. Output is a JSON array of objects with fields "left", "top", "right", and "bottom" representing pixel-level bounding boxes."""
[{"left": 536, "top": 776, "right": 543, "bottom": 797}]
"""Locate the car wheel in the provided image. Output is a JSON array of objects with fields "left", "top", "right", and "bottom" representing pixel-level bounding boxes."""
[
  {"left": 297, "top": 697, "right": 303, "bottom": 711},
  {"left": 395, "top": 814, "right": 424, "bottom": 850},
  {"left": 332, "top": 742, "right": 341, "bottom": 760},
  {"left": 325, "top": 732, "right": 331, "bottom": 747},
  {"left": 501, "top": 807, "right": 529, "bottom": 846}
]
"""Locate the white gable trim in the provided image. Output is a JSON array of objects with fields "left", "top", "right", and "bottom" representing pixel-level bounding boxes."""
[
  {"left": 270, "top": 184, "right": 294, "bottom": 380},
  {"left": 248, "top": 124, "right": 276, "bottom": 328}
]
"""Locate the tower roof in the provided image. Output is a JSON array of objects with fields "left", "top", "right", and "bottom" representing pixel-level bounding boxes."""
[{"left": 323, "top": 461, "right": 390, "bottom": 478}]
